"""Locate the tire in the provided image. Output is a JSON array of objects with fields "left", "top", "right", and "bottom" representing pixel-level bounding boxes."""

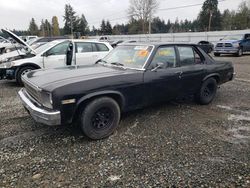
[
  {"left": 16, "top": 66, "right": 35, "bottom": 86},
  {"left": 79, "top": 97, "right": 121, "bottom": 140},
  {"left": 236, "top": 48, "right": 243, "bottom": 57},
  {"left": 195, "top": 78, "right": 217, "bottom": 105},
  {"left": 214, "top": 53, "right": 220, "bottom": 57}
]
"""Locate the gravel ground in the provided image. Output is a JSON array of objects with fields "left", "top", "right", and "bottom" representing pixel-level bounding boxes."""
[{"left": 0, "top": 55, "right": 249, "bottom": 187}]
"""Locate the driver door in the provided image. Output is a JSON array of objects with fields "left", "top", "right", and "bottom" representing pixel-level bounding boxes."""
[
  {"left": 143, "top": 46, "right": 183, "bottom": 105},
  {"left": 43, "top": 41, "right": 70, "bottom": 69}
]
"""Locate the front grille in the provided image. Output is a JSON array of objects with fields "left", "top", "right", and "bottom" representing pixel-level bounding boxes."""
[
  {"left": 216, "top": 43, "right": 233, "bottom": 48},
  {"left": 23, "top": 81, "right": 41, "bottom": 104},
  {"left": 216, "top": 43, "right": 223, "bottom": 47},
  {"left": 225, "top": 43, "right": 233, "bottom": 47}
]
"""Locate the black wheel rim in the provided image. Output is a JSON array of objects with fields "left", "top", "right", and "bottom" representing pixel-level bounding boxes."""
[
  {"left": 91, "top": 107, "right": 114, "bottom": 130},
  {"left": 203, "top": 83, "right": 215, "bottom": 98}
]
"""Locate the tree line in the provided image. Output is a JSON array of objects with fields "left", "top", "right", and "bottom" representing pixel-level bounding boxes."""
[{"left": 1, "top": 0, "right": 250, "bottom": 38}]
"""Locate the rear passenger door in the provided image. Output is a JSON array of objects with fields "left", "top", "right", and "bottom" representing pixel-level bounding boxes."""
[
  {"left": 94, "top": 43, "right": 111, "bottom": 60},
  {"left": 177, "top": 46, "right": 206, "bottom": 94},
  {"left": 75, "top": 42, "right": 96, "bottom": 65}
]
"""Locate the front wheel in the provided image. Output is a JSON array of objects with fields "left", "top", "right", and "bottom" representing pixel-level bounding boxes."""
[
  {"left": 195, "top": 78, "right": 217, "bottom": 105},
  {"left": 236, "top": 48, "right": 243, "bottom": 57},
  {"left": 79, "top": 97, "right": 121, "bottom": 140},
  {"left": 16, "top": 66, "right": 35, "bottom": 86},
  {"left": 214, "top": 53, "right": 220, "bottom": 57}
]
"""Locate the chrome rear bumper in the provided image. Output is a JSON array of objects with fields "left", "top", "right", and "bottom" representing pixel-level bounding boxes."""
[{"left": 18, "top": 88, "right": 61, "bottom": 126}]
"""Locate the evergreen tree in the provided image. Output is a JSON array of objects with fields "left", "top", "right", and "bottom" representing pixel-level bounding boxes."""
[
  {"left": 39, "top": 19, "right": 45, "bottom": 36},
  {"left": 28, "top": 18, "right": 39, "bottom": 35},
  {"left": 106, "top": 21, "right": 113, "bottom": 35},
  {"left": 44, "top": 19, "right": 52, "bottom": 37},
  {"left": 63, "top": 4, "right": 78, "bottom": 35},
  {"left": 78, "top": 14, "right": 89, "bottom": 35},
  {"left": 100, "top": 20, "right": 106, "bottom": 35},
  {"left": 151, "top": 17, "right": 167, "bottom": 33},
  {"left": 198, "top": 0, "right": 222, "bottom": 31},
  {"left": 52, "top": 16, "right": 60, "bottom": 36}
]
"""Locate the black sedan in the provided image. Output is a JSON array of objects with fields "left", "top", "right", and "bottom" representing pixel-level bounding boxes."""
[
  {"left": 19, "top": 43, "right": 234, "bottom": 140},
  {"left": 198, "top": 41, "right": 214, "bottom": 53}
]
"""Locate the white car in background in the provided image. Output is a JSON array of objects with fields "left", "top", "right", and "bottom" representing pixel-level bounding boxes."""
[
  {"left": 0, "top": 30, "right": 113, "bottom": 84},
  {"left": 0, "top": 36, "right": 13, "bottom": 54}
]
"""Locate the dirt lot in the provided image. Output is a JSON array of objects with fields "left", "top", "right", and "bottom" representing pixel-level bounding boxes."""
[{"left": 0, "top": 55, "right": 249, "bottom": 187}]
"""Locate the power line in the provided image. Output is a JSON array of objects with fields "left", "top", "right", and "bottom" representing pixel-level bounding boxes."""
[
  {"left": 158, "top": 0, "right": 227, "bottom": 11},
  {"left": 87, "top": 0, "right": 235, "bottom": 26}
]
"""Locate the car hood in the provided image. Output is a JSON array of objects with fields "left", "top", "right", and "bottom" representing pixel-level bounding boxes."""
[
  {"left": 24, "top": 65, "right": 135, "bottom": 91},
  {"left": 0, "top": 50, "right": 23, "bottom": 63},
  {"left": 1, "top": 29, "right": 36, "bottom": 54}
]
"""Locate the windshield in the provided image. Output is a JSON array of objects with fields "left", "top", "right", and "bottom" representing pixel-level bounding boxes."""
[
  {"left": 21, "top": 40, "right": 64, "bottom": 55},
  {"left": 102, "top": 45, "right": 153, "bottom": 69},
  {"left": 34, "top": 41, "right": 62, "bottom": 54},
  {"left": 223, "top": 35, "right": 243, "bottom": 41}
]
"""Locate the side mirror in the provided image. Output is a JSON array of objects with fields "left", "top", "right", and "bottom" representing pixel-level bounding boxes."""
[
  {"left": 219, "top": 38, "right": 223, "bottom": 41},
  {"left": 151, "top": 62, "right": 165, "bottom": 72}
]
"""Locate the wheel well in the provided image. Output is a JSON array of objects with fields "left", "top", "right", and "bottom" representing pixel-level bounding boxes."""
[
  {"left": 205, "top": 75, "right": 220, "bottom": 84},
  {"left": 19, "top": 64, "right": 40, "bottom": 70},
  {"left": 15, "top": 64, "right": 40, "bottom": 78},
  {"left": 73, "top": 93, "right": 124, "bottom": 123}
]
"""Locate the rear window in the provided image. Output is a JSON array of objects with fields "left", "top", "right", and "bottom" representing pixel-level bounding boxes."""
[
  {"left": 76, "top": 42, "right": 93, "bottom": 53},
  {"left": 96, "top": 43, "right": 109, "bottom": 52},
  {"left": 178, "top": 46, "right": 195, "bottom": 66}
]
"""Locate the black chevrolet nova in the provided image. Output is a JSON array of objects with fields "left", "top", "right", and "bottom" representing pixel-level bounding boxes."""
[{"left": 19, "top": 43, "right": 234, "bottom": 140}]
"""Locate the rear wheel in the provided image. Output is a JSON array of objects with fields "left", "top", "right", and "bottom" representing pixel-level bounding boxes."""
[
  {"left": 16, "top": 66, "right": 35, "bottom": 86},
  {"left": 79, "top": 97, "right": 120, "bottom": 140},
  {"left": 195, "top": 78, "right": 217, "bottom": 105}
]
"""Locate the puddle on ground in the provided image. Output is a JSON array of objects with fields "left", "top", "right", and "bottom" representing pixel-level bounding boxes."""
[{"left": 216, "top": 105, "right": 250, "bottom": 144}]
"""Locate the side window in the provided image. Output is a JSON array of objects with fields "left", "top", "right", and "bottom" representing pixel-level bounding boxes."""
[
  {"left": 76, "top": 42, "right": 93, "bottom": 53},
  {"left": 194, "top": 49, "right": 203, "bottom": 64},
  {"left": 178, "top": 46, "right": 195, "bottom": 66},
  {"left": 245, "top": 34, "right": 250, "bottom": 40},
  {"left": 47, "top": 42, "right": 70, "bottom": 56},
  {"left": 96, "top": 43, "right": 109, "bottom": 52},
  {"left": 150, "top": 46, "right": 176, "bottom": 69}
]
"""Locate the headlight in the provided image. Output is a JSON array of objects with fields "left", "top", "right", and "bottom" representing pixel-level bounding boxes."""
[
  {"left": 0, "top": 61, "right": 14, "bottom": 69},
  {"left": 40, "top": 91, "right": 53, "bottom": 109},
  {"left": 232, "top": 43, "right": 240, "bottom": 48}
]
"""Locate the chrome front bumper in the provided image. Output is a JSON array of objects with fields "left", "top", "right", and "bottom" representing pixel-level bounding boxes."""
[{"left": 18, "top": 88, "right": 61, "bottom": 126}]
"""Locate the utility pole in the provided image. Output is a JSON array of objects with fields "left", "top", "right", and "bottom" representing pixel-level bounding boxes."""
[
  {"left": 70, "top": 16, "right": 73, "bottom": 39},
  {"left": 208, "top": 10, "right": 213, "bottom": 31},
  {"left": 149, "top": 9, "right": 152, "bottom": 34}
]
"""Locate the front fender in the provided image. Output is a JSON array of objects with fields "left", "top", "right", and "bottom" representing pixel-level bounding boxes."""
[
  {"left": 60, "top": 90, "right": 126, "bottom": 125},
  {"left": 77, "top": 90, "right": 125, "bottom": 109},
  {"left": 203, "top": 73, "right": 220, "bottom": 83}
]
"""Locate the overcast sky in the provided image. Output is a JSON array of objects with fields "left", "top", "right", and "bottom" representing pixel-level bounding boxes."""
[{"left": 0, "top": 0, "right": 245, "bottom": 30}]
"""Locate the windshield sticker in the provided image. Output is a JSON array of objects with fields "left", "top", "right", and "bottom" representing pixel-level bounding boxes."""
[
  {"left": 134, "top": 46, "right": 149, "bottom": 50},
  {"left": 137, "top": 50, "right": 149, "bottom": 57},
  {"left": 124, "top": 59, "right": 133, "bottom": 64},
  {"left": 158, "top": 49, "right": 172, "bottom": 56}
]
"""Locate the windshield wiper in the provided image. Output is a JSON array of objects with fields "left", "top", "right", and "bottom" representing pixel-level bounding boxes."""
[
  {"left": 95, "top": 59, "right": 108, "bottom": 64},
  {"left": 110, "top": 62, "right": 124, "bottom": 66}
]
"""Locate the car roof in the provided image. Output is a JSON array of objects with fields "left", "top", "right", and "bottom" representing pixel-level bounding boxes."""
[{"left": 119, "top": 42, "right": 198, "bottom": 47}]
